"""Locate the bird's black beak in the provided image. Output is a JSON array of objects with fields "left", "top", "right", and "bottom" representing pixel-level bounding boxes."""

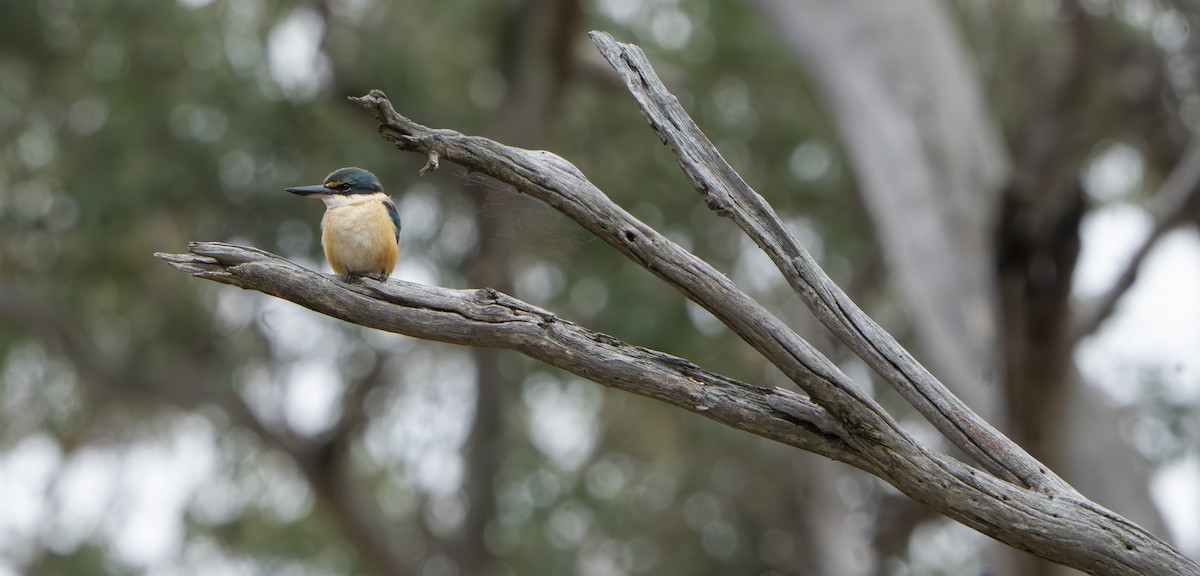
[{"left": 286, "top": 184, "right": 331, "bottom": 197}]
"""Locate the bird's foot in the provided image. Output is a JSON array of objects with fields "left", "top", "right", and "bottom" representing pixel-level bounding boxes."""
[{"left": 337, "top": 272, "right": 389, "bottom": 283}]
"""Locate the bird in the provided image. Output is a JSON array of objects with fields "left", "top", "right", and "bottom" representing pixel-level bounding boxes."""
[{"left": 286, "top": 167, "right": 400, "bottom": 282}]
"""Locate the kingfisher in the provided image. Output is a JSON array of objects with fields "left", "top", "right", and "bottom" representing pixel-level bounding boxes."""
[{"left": 286, "top": 167, "right": 400, "bottom": 282}]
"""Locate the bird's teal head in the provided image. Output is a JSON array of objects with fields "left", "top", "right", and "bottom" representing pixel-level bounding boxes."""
[{"left": 286, "top": 167, "right": 384, "bottom": 197}]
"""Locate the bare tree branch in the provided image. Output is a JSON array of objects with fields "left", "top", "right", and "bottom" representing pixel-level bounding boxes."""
[
  {"left": 348, "top": 90, "right": 916, "bottom": 458},
  {"left": 154, "top": 33, "right": 1200, "bottom": 574},
  {"left": 157, "top": 239, "right": 1198, "bottom": 574},
  {"left": 155, "top": 243, "right": 857, "bottom": 466},
  {"left": 1073, "top": 138, "right": 1200, "bottom": 340},
  {"left": 587, "top": 31, "right": 1073, "bottom": 496},
  {"left": 338, "top": 83, "right": 1195, "bottom": 574}
]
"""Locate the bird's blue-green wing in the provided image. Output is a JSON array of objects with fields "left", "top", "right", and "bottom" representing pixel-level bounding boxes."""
[{"left": 384, "top": 198, "right": 401, "bottom": 242}]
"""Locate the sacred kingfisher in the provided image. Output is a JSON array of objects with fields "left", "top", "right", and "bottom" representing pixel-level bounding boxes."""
[{"left": 286, "top": 167, "right": 400, "bottom": 281}]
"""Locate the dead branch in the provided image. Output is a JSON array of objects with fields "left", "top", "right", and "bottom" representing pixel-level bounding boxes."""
[
  {"left": 155, "top": 243, "right": 856, "bottom": 466},
  {"left": 588, "top": 31, "right": 1072, "bottom": 495},
  {"left": 157, "top": 32, "right": 1200, "bottom": 575}
]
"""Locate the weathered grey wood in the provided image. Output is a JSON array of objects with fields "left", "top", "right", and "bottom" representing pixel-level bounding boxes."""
[
  {"left": 155, "top": 243, "right": 861, "bottom": 469},
  {"left": 157, "top": 239, "right": 1197, "bottom": 575},
  {"left": 336, "top": 87, "right": 1197, "bottom": 574},
  {"left": 349, "top": 97, "right": 939, "bottom": 500},
  {"left": 582, "top": 33, "right": 1195, "bottom": 574},
  {"left": 158, "top": 31, "right": 1200, "bottom": 571},
  {"left": 349, "top": 91, "right": 910, "bottom": 444},
  {"left": 587, "top": 31, "right": 1070, "bottom": 495}
]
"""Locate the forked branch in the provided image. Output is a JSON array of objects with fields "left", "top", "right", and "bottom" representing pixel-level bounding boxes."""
[
  {"left": 588, "top": 31, "right": 1072, "bottom": 495},
  {"left": 160, "top": 32, "right": 1200, "bottom": 576}
]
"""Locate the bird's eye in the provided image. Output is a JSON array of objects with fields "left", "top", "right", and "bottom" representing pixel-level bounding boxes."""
[{"left": 339, "top": 183, "right": 352, "bottom": 192}]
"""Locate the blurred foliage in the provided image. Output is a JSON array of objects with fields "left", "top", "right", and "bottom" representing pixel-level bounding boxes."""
[{"left": 1, "top": 0, "right": 1197, "bottom": 575}]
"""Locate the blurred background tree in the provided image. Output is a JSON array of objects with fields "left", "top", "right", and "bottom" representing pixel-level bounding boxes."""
[{"left": 1, "top": 1, "right": 1198, "bottom": 575}]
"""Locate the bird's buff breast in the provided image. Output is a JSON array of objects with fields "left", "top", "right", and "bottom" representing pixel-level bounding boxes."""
[{"left": 320, "top": 200, "right": 398, "bottom": 277}]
